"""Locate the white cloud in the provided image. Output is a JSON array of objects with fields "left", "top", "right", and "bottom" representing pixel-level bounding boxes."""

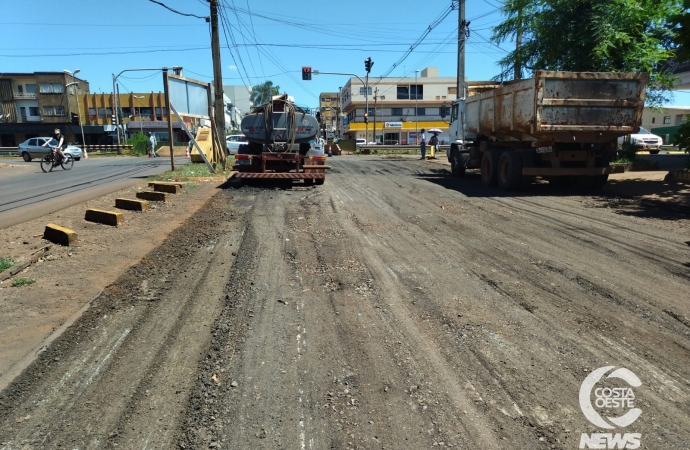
[{"left": 228, "top": 65, "right": 238, "bottom": 71}]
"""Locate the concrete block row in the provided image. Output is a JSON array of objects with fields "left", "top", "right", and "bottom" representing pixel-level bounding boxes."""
[{"left": 42, "top": 181, "right": 183, "bottom": 246}]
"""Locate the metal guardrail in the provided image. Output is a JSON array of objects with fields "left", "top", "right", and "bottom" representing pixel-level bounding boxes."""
[{"left": 0, "top": 147, "right": 18, "bottom": 155}]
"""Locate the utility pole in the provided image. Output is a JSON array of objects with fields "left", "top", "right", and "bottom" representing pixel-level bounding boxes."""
[
  {"left": 457, "top": 0, "right": 466, "bottom": 99},
  {"left": 209, "top": 0, "right": 226, "bottom": 136},
  {"left": 514, "top": 8, "right": 522, "bottom": 80},
  {"left": 373, "top": 88, "right": 378, "bottom": 144}
]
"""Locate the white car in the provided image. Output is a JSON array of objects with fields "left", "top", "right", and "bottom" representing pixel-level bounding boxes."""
[
  {"left": 355, "top": 138, "right": 366, "bottom": 147},
  {"left": 18, "top": 137, "right": 84, "bottom": 162},
  {"left": 618, "top": 127, "right": 663, "bottom": 154},
  {"left": 226, "top": 134, "right": 248, "bottom": 155}
]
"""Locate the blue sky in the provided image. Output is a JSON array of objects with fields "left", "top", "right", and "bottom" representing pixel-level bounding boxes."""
[{"left": 3, "top": 0, "right": 689, "bottom": 108}]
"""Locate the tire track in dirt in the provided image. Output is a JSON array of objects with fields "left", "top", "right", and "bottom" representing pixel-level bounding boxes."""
[{"left": 0, "top": 190, "right": 247, "bottom": 450}]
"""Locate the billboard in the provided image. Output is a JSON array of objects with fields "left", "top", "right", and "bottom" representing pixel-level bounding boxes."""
[{"left": 167, "top": 75, "right": 210, "bottom": 117}]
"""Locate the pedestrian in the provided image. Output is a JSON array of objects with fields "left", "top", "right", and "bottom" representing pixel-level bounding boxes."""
[
  {"left": 148, "top": 132, "right": 158, "bottom": 158},
  {"left": 429, "top": 133, "right": 439, "bottom": 158},
  {"left": 419, "top": 128, "right": 426, "bottom": 159}
]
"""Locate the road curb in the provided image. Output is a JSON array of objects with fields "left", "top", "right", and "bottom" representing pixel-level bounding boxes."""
[
  {"left": 150, "top": 183, "right": 181, "bottom": 194},
  {"left": 136, "top": 191, "right": 169, "bottom": 202}
]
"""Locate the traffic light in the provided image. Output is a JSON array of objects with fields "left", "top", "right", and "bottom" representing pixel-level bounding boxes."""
[
  {"left": 364, "top": 57, "right": 373, "bottom": 73},
  {"left": 302, "top": 66, "right": 312, "bottom": 81},
  {"left": 364, "top": 112, "right": 368, "bottom": 124},
  {"left": 71, "top": 113, "right": 80, "bottom": 125},
  {"left": 111, "top": 114, "right": 116, "bottom": 125}
]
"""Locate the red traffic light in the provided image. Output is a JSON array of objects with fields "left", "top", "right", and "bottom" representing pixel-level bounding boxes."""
[{"left": 302, "top": 66, "right": 312, "bottom": 81}]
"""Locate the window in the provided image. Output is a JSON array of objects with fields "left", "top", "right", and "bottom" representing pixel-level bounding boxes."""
[
  {"left": 42, "top": 105, "right": 66, "bottom": 116},
  {"left": 368, "top": 108, "right": 375, "bottom": 117},
  {"left": 39, "top": 83, "right": 64, "bottom": 93},
  {"left": 676, "top": 114, "right": 684, "bottom": 125},
  {"left": 106, "top": 108, "right": 113, "bottom": 116},
  {"left": 391, "top": 107, "right": 403, "bottom": 116},
  {"left": 448, "top": 87, "right": 457, "bottom": 95},
  {"left": 98, "top": 108, "right": 105, "bottom": 117},
  {"left": 26, "top": 84, "right": 36, "bottom": 94},
  {"left": 29, "top": 107, "right": 40, "bottom": 116},
  {"left": 651, "top": 117, "right": 656, "bottom": 123},
  {"left": 359, "top": 87, "right": 372, "bottom": 96},
  {"left": 663, "top": 116, "right": 671, "bottom": 124},
  {"left": 411, "top": 85, "right": 423, "bottom": 100},
  {"left": 397, "top": 85, "right": 409, "bottom": 100},
  {"left": 416, "top": 108, "right": 425, "bottom": 116},
  {"left": 17, "top": 85, "right": 23, "bottom": 94},
  {"left": 88, "top": 108, "right": 97, "bottom": 119}
]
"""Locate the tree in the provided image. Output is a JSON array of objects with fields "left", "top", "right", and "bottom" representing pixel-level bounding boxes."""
[
  {"left": 670, "top": 0, "right": 690, "bottom": 62},
  {"left": 672, "top": 115, "right": 690, "bottom": 152},
  {"left": 250, "top": 81, "right": 280, "bottom": 106},
  {"left": 491, "top": 0, "right": 682, "bottom": 105}
]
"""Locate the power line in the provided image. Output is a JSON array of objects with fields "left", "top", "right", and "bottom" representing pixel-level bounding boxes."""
[{"left": 147, "top": 0, "right": 209, "bottom": 20}]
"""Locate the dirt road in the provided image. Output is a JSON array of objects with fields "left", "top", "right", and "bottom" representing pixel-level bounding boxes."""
[{"left": 1, "top": 156, "right": 689, "bottom": 449}]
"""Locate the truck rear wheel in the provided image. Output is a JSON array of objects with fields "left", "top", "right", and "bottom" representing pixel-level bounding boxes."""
[
  {"left": 315, "top": 177, "right": 325, "bottom": 185},
  {"left": 497, "top": 151, "right": 522, "bottom": 190},
  {"left": 450, "top": 148, "right": 466, "bottom": 177},
  {"left": 480, "top": 148, "right": 501, "bottom": 187}
]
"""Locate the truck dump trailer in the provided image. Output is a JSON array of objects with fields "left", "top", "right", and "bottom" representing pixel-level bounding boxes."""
[
  {"left": 232, "top": 95, "right": 330, "bottom": 185},
  {"left": 447, "top": 71, "right": 649, "bottom": 189}
]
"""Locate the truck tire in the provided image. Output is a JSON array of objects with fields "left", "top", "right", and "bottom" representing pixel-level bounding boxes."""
[
  {"left": 315, "top": 177, "right": 325, "bottom": 185},
  {"left": 480, "top": 148, "right": 501, "bottom": 187},
  {"left": 589, "top": 174, "right": 609, "bottom": 189},
  {"left": 497, "top": 151, "right": 522, "bottom": 190},
  {"left": 450, "top": 148, "right": 466, "bottom": 177}
]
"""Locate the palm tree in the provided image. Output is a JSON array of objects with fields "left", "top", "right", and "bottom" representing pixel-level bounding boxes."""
[{"left": 250, "top": 81, "right": 280, "bottom": 106}]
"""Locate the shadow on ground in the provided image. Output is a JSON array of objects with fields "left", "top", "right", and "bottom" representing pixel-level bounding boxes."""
[{"left": 416, "top": 167, "right": 690, "bottom": 221}]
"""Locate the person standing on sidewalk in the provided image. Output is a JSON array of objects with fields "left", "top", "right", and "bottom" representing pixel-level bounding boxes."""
[
  {"left": 419, "top": 129, "right": 427, "bottom": 160},
  {"left": 148, "top": 132, "right": 158, "bottom": 158}
]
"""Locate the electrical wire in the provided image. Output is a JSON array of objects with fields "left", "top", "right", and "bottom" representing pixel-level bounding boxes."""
[{"left": 147, "top": 0, "right": 208, "bottom": 20}]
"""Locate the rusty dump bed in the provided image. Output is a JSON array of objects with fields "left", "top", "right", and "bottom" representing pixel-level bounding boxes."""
[
  {"left": 241, "top": 96, "right": 318, "bottom": 146},
  {"left": 465, "top": 71, "right": 649, "bottom": 143}
]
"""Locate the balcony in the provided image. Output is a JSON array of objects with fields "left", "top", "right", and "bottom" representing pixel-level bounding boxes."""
[{"left": 14, "top": 92, "right": 37, "bottom": 100}]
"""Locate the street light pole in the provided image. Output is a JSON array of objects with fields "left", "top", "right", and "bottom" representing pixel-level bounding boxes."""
[
  {"left": 66, "top": 69, "right": 87, "bottom": 158},
  {"left": 415, "top": 69, "right": 420, "bottom": 146}
]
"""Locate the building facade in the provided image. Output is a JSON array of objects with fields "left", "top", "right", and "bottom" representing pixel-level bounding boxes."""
[
  {"left": 223, "top": 85, "right": 252, "bottom": 130},
  {"left": 318, "top": 92, "right": 340, "bottom": 138},
  {"left": 0, "top": 72, "right": 89, "bottom": 147},
  {"left": 340, "top": 67, "right": 457, "bottom": 144},
  {"left": 641, "top": 106, "right": 690, "bottom": 145}
]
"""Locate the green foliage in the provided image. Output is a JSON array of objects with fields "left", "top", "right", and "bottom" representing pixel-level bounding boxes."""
[
  {"left": 491, "top": 0, "right": 683, "bottom": 105},
  {"left": 12, "top": 277, "right": 35, "bottom": 287},
  {"left": 250, "top": 81, "right": 280, "bottom": 106},
  {"left": 670, "top": 0, "right": 690, "bottom": 62},
  {"left": 672, "top": 116, "right": 690, "bottom": 152},
  {"left": 0, "top": 257, "right": 15, "bottom": 272},
  {"left": 619, "top": 141, "right": 642, "bottom": 161},
  {"left": 126, "top": 132, "right": 149, "bottom": 156}
]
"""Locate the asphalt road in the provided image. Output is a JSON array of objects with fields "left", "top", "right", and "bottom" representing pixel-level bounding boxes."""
[
  {"left": 0, "top": 156, "right": 687, "bottom": 449},
  {"left": 0, "top": 156, "right": 189, "bottom": 229}
]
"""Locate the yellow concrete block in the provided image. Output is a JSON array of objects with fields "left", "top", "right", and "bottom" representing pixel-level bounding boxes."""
[
  {"left": 136, "top": 191, "right": 169, "bottom": 202},
  {"left": 147, "top": 181, "right": 185, "bottom": 188},
  {"left": 43, "top": 224, "right": 77, "bottom": 246},
  {"left": 85, "top": 208, "right": 124, "bottom": 227},
  {"left": 150, "top": 183, "right": 181, "bottom": 194},
  {"left": 115, "top": 198, "right": 149, "bottom": 211}
]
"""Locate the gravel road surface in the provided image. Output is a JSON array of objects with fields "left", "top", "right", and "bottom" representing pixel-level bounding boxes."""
[{"left": 0, "top": 156, "right": 688, "bottom": 449}]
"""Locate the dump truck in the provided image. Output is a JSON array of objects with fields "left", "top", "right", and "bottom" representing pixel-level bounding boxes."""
[
  {"left": 447, "top": 71, "right": 649, "bottom": 189},
  {"left": 232, "top": 94, "right": 329, "bottom": 185}
]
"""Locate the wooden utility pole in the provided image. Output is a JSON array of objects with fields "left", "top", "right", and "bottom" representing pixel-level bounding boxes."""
[
  {"left": 457, "top": 0, "right": 466, "bottom": 99},
  {"left": 514, "top": 9, "right": 522, "bottom": 80},
  {"left": 163, "top": 71, "right": 176, "bottom": 171},
  {"left": 209, "top": 0, "right": 226, "bottom": 136}
]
